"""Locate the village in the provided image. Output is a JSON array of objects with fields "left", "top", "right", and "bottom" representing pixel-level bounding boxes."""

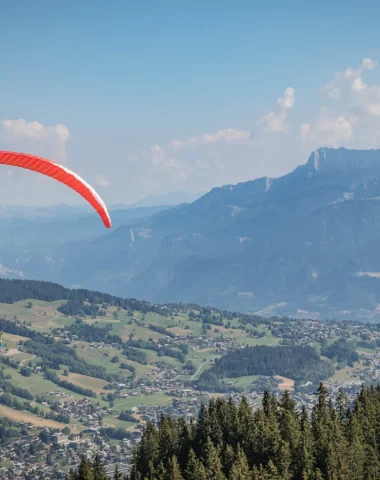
[{"left": 1, "top": 316, "right": 380, "bottom": 478}]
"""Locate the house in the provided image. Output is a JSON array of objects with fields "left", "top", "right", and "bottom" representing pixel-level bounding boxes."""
[{"left": 52, "top": 433, "right": 68, "bottom": 444}]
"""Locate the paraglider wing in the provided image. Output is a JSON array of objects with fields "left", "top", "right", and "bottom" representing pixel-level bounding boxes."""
[{"left": 0, "top": 151, "right": 111, "bottom": 228}]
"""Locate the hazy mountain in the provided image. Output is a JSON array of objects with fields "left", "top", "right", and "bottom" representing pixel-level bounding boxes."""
[
  {"left": 0, "top": 204, "right": 175, "bottom": 246},
  {"left": 130, "top": 190, "right": 204, "bottom": 207},
  {"left": 4, "top": 147, "right": 380, "bottom": 320}
]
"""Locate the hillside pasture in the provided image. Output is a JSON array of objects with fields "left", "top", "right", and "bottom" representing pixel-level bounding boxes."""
[
  {"left": 0, "top": 404, "right": 74, "bottom": 430},
  {"left": 59, "top": 372, "right": 109, "bottom": 395}
]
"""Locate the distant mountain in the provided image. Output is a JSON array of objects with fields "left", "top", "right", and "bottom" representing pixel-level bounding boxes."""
[
  {"left": 0, "top": 204, "right": 174, "bottom": 247},
  {"left": 4, "top": 147, "right": 380, "bottom": 320},
  {"left": 0, "top": 203, "right": 90, "bottom": 220},
  {"left": 130, "top": 190, "right": 204, "bottom": 207}
]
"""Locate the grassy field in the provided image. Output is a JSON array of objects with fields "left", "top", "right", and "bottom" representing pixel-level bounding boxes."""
[
  {"left": 0, "top": 299, "right": 65, "bottom": 331},
  {"left": 2, "top": 365, "right": 85, "bottom": 399},
  {"left": 58, "top": 372, "right": 109, "bottom": 394},
  {"left": 275, "top": 376, "right": 295, "bottom": 391},
  {"left": 113, "top": 392, "right": 172, "bottom": 410},
  {"left": 329, "top": 361, "right": 363, "bottom": 382},
  {"left": 0, "top": 404, "right": 72, "bottom": 430}
]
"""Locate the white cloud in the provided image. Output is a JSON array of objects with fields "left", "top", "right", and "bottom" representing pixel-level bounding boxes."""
[
  {"left": 168, "top": 128, "right": 251, "bottom": 151},
  {"left": 321, "top": 57, "right": 378, "bottom": 98},
  {"left": 164, "top": 87, "right": 294, "bottom": 158},
  {"left": 352, "top": 77, "right": 367, "bottom": 92},
  {"left": 0, "top": 118, "right": 70, "bottom": 164},
  {"left": 304, "top": 57, "right": 380, "bottom": 150},
  {"left": 123, "top": 87, "right": 297, "bottom": 195},
  {"left": 95, "top": 174, "right": 110, "bottom": 187},
  {"left": 356, "top": 85, "right": 380, "bottom": 117},
  {"left": 362, "top": 58, "right": 377, "bottom": 70},
  {"left": 277, "top": 87, "right": 295, "bottom": 109},
  {"left": 255, "top": 87, "right": 295, "bottom": 133},
  {"left": 301, "top": 110, "right": 353, "bottom": 148},
  {"left": 6, "top": 57, "right": 380, "bottom": 206}
]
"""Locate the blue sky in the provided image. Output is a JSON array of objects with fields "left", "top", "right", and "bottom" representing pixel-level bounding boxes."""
[{"left": 1, "top": 0, "right": 380, "bottom": 205}]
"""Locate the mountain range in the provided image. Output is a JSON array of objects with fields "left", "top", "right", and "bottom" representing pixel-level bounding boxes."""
[{"left": 2, "top": 147, "right": 380, "bottom": 321}]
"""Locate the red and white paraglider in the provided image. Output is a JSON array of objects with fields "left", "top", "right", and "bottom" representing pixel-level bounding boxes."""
[{"left": 0, "top": 151, "right": 111, "bottom": 228}]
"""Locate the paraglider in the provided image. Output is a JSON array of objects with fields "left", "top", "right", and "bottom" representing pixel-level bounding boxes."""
[{"left": 0, "top": 151, "right": 111, "bottom": 228}]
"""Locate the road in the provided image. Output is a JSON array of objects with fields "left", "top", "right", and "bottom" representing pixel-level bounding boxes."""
[
  {"left": 190, "top": 360, "right": 209, "bottom": 381},
  {"left": 20, "top": 354, "right": 36, "bottom": 366}
]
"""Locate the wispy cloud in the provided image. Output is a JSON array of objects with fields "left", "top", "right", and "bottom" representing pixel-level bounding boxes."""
[
  {"left": 169, "top": 128, "right": 251, "bottom": 150},
  {"left": 130, "top": 86, "right": 296, "bottom": 188}
]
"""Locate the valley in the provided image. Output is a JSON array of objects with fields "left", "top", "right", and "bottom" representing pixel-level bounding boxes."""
[{"left": 1, "top": 279, "right": 380, "bottom": 477}]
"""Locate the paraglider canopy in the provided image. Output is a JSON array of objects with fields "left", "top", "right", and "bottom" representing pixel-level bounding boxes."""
[{"left": 0, "top": 151, "right": 111, "bottom": 228}]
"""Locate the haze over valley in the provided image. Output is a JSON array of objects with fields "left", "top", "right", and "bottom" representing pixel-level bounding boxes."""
[{"left": 2, "top": 147, "right": 380, "bottom": 321}]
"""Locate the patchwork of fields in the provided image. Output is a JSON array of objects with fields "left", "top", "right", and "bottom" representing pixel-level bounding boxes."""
[{"left": 0, "top": 296, "right": 374, "bottom": 437}]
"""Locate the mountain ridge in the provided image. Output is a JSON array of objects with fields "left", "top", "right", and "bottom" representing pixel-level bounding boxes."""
[{"left": 3, "top": 147, "right": 380, "bottom": 320}]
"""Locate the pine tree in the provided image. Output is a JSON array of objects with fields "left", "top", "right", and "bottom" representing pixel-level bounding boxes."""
[
  {"left": 194, "top": 404, "right": 210, "bottom": 457},
  {"left": 222, "top": 444, "right": 235, "bottom": 478},
  {"left": 363, "top": 444, "right": 380, "bottom": 479},
  {"left": 294, "top": 406, "right": 313, "bottom": 480},
  {"left": 229, "top": 445, "right": 251, "bottom": 480},
  {"left": 327, "top": 407, "right": 349, "bottom": 479},
  {"left": 279, "top": 390, "right": 300, "bottom": 460},
  {"left": 159, "top": 416, "right": 179, "bottom": 465},
  {"left": 154, "top": 462, "right": 167, "bottom": 480},
  {"left": 166, "top": 456, "right": 183, "bottom": 480},
  {"left": 346, "top": 411, "right": 365, "bottom": 480},
  {"left": 202, "top": 436, "right": 226, "bottom": 480},
  {"left": 145, "top": 461, "right": 156, "bottom": 480},
  {"left": 336, "top": 388, "right": 348, "bottom": 423},
  {"left": 92, "top": 454, "right": 108, "bottom": 480},
  {"left": 312, "top": 383, "right": 331, "bottom": 475},
  {"left": 208, "top": 399, "right": 224, "bottom": 448},
  {"left": 264, "top": 460, "right": 281, "bottom": 479},
  {"left": 184, "top": 449, "right": 206, "bottom": 480},
  {"left": 114, "top": 465, "right": 122, "bottom": 480},
  {"left": 136, "top": 422, "right": 160, "bottom": 478},
  {"left": 177, "top": 417, "right": 191, "bottom": 467},
  {"left": 77, "top": 456, "right": 94, "bottom": 480},
  {"left": 237, "top": 397, "right": 254, "bottom": 450},
  {"left": 224, "top": 397, "right": 239, "bottom": 448},
  {"left": 277, "top": 441, "right": 292, "bottom": 480}
]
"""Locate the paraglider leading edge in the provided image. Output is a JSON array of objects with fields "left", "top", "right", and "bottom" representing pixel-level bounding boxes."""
[{"left": 0, "top": 151, "right": 112, "bottom": 228}]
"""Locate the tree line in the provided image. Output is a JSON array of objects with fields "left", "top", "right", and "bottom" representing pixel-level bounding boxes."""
[
  {"left": 0, "top": 278, "right": 167, "bottom": 315},
  {"left": 127, "top": 383, "right": 380, "bottom": 479},
  {"left": 0, "top": 278, "right": 288, "bottom": 328}
]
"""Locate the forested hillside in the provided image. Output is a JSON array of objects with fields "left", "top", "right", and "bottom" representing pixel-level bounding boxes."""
[
  {"left": 125, "top": 384, "right": 380, "bottom": 480},
  {"left": 206, "top": 345, "right": 334, "bottom": 381},
  {"left": 0, "top": 278, "right": 157, "bottom": 313}
]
